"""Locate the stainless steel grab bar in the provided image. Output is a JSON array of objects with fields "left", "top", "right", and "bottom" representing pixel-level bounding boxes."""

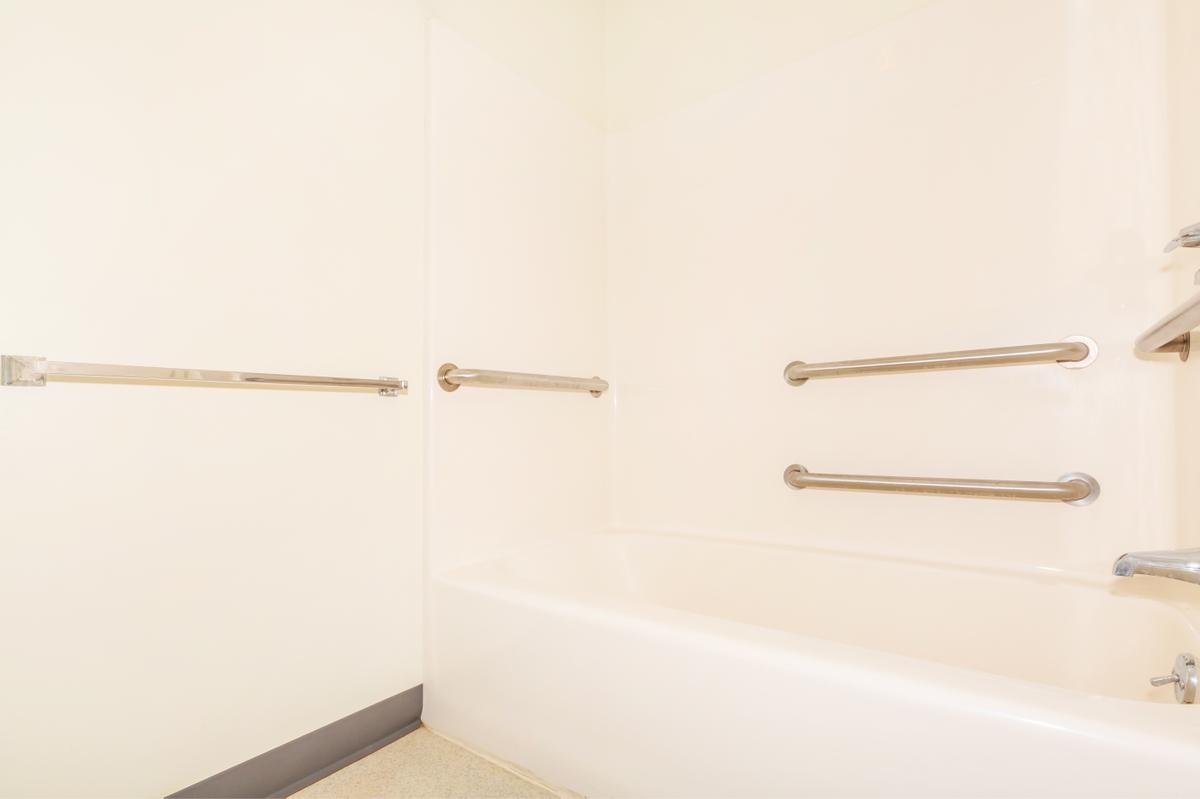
[
  {"left": 1135, "top": 291, "right": 1198, "bottom": 361},
  {"left": 784, "top": 337, "right": 1096, "bottom": 385},
  {"left": 783, "top": 464, "right": 1099, "bottom": 505},
  {"left": 0, "top": 355, "right": 405, "bottom": 396},
  {"left": 437, "top": 364, "right": 607, "bottom": 396}
]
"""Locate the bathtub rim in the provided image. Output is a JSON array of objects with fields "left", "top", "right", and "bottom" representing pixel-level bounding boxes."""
[{"left": 434, "top": 528, "right": 1200, "bottom": 734}]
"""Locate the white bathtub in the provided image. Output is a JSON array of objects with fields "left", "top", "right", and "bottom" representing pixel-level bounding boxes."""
[{"left": 425, "top": 531, "right": 1200, "bottom": 797}]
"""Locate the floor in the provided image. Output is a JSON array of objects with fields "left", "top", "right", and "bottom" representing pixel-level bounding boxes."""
[{"left": 291, "top": 728, "right": 557, "bottom": 799}]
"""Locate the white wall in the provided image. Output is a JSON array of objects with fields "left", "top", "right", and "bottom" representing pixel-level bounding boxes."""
[
  {"left": 422, "top": 12, "right": 607, "bottom": 575},
  {"left": 604, "top": 0, "right": 933, "bottom": 130},
  {"left": 1167, "top": 0, "right": 1200, "bottom": 547},
  {"left": 605, "top": 0, "right": 1178, "bottom": 574},
  {"left": 0, "top": 2, "right": 426, "bottom": 796},
  {"left": 421, "top": 0, "right": 605, "bottom": 125},
  {"left": 421, "top": 14, "right": 607, "bottom": 721},
  {"left": 5, "top": 0, "right": 1193, "bottom": 794},
  {"left": 424, "top": 0, "right": 1192, "bottom": 773}
]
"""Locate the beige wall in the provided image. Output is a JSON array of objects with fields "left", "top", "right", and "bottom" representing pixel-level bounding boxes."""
[
  {"left": 422, "top": 0, "right": 605, "bottom": 125},
  {"left": 1168, "top": 0, "right": 1200, "bottom": 547},
  {"left": 5, "top": 0, "right": 1196, "bottom": 794},
  {"left": 0, "top": 0, "right": 607, "bottom": 794},
  {"left": 423, "top": 18, "right": 608, "bottom": 577},
  {"left": 0, "top": 1, "right": 426, "bottom": 796},
  {"left": 605, "top": 0, "right": 1178, "bottom": 574},
  {"left": 420, "top": 10, "right": 608, "bottom": 616},
  {"left": 604, "top": 0, "right": 932, "bottom": 129}
]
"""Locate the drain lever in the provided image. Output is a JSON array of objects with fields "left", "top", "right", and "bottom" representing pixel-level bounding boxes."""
[{"left": 1150, "top": 653, "right": 1198, "bottom": 703}]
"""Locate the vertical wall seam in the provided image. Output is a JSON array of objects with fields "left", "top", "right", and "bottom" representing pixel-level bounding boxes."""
[{"left": 420, "top": 6, "right": 435, "bottom": 685}]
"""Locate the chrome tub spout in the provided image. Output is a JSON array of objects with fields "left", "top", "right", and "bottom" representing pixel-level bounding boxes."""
[{"left": 1112, "top": 549, "right": 1200, "bottom": 586}]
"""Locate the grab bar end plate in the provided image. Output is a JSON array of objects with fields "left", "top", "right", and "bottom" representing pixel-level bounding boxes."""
[
  {"left": 1058, "top": 336, "right": 1098, "bottom": 369},
  {"left": 784, "top": 361, "right": 808, "bottom": 386},
  {"left": 437, "top": 363, "right": 460, "bottom": 392},
  {"left": 1058, "top": 472, "right": 1100, "bottom": 506},
  {"left": 784, "top": 464, "right": 808, "bottom": 489}
]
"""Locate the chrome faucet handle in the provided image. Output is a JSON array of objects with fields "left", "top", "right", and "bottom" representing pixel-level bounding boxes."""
[
  {"left": 1149, "top": 653, "right": 1198, "bottom": 703},
  {"left": 1164, "top": 222, "right": 1200, "bottom": 253}
]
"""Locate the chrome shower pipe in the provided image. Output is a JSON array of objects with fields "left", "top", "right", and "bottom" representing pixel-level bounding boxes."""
[
  {"left": 437, "top": 363, "right": 607, "bottom": 396},
  {"left": 783, "top": 465, "right": 1099, "bottom": 505},
  {"left": 1135, "top": 291, "right": 1199, "bottom": 361},
  {"left": 784, "top": 337, "right": 1096, "bottom": 385}
]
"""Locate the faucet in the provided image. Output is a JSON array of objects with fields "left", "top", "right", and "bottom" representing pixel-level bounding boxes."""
[
  {"left": 1164, "top": 221, "right": 1200, "bottom": 252},
  {"left": 1112, "top": 548, "right": 1200, "bottom": 586}
]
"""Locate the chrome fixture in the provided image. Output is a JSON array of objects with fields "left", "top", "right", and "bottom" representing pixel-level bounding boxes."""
[
  {"left": 437, "top": 364, "right": 607, "bottom": 396},
  {"left": 0, "top": 355, "right": 405, "bottom": 396},
  {"left": 784, "top": 337, "right": 1096, "bottom": 386},
  {"left": 1149, "top": 653, "right": 1198, "bottom": 704},
  {"left": 783, "top": 465, "right": 1099, "bottom": 505},
  {"left": 1113, "top": 548, "right": 1200, "bottom": 586},
  {"left": 1136, "top": 224, "right": 1200, "bottom": 361},
  {"left": 1164, "top": 222, "right": 1200, "bottom": 252},
  {"left": 1135, "top": 291, "right": 1198, "bottom": 362}
]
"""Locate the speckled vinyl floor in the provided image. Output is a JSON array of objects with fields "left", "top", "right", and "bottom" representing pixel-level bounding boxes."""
[{"left": 290, "top": 728, "right": 558, "bottom": 799}]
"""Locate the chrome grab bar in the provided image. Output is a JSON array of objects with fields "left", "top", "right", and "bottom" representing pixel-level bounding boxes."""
[
  {"left": 783, "top": 464, "right": 1099, "bottom": 505},
  {"left": 437, "top": 363, "right": 607, "bottom": 396},
  {"left": 784, "top": 337, "right": 1096, "bottom": 385},
  {"left": 1135, "top": 291, "right": 1198, "bottom": 361},
  {"left": 0, "top": 355, "right": 405, "bottom": 396}
]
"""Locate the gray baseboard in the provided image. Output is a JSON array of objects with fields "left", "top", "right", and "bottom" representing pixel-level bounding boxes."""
[{"left": 168, "top": 684, "right": 423, "bottom": 799}]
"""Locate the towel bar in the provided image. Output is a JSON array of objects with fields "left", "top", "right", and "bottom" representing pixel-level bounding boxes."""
[{"left": 0, "top": 355, "right": 405, "bottom": 396}]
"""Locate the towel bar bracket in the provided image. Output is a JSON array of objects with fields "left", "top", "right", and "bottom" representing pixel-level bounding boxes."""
[
  {"left": 377, "top": 379, "right": 404, "bottom": 398},
  {"left": 1, "top": 355, "right": 47, "bottom": 387}
]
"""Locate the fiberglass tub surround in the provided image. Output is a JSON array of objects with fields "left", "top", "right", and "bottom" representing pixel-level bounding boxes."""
[
  {"left": 421, "top": 1, "right": 1200, "bottom": 797},
  {"left": 1114, "top": 228, "right": 1200, "bottom": 593},
  {"left": 428, "top": 532, "right": 1200, "bottom": 798}
]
